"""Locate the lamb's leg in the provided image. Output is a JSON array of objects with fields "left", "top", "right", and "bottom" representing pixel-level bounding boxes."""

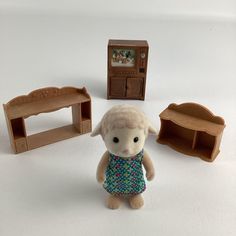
[
  {"left": 129, "top": 194, "right": 144, "bottom": 209},
  {"left": 107, "top": 194, "right": 121, "bottom": 209}
]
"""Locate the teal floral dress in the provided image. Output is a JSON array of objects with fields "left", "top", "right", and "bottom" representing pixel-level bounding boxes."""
[{"left": 103, "top": 149, "right": 146, "bottom": 195}]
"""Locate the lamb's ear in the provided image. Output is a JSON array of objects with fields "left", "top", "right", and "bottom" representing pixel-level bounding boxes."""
[
  {"left": 90, "top": 121, "right": 102, "bottom": 137},
  {"left": 148, "top": 122, "right": 157, "bottom": 135}
]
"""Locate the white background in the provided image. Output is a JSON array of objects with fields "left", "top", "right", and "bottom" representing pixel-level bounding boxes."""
[{"left": 0, "top": 1, "right": 236, "bottom": 236}]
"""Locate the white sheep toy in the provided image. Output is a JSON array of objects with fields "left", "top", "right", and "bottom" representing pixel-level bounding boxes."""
[{"left": 91, "top": 104, "right": 156, "bottom": 209}]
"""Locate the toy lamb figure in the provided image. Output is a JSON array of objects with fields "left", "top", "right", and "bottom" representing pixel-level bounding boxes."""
[{"left": 91, "top": 105, "right": 156, "bottom": 209}]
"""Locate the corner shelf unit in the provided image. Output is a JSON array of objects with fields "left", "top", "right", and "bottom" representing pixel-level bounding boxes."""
[
  {"left": 157, "top": 103, "right": 225, "bottom": 162},
  {"left": 3, "top": 87, "right": 92, "bottom": 154}
]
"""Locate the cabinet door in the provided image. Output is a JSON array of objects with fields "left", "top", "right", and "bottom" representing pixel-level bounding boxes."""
[
  {"left": 126, "top": 77, "right": 143, "bottom": 98},
  {"left": 110, "top": 77, "right": 126, "bottom": 97}
]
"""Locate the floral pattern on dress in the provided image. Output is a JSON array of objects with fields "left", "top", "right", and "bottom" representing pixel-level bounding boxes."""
[{"left": 103, "top": 150, "right": 146, "bottom": 195}]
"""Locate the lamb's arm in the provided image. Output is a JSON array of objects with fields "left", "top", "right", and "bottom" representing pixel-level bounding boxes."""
[
  {"left": 96, "top": 151, "right": 109, "bottom": 183},
  {"left": 142, "top": 150, "right": 155, "bottom": 181}
]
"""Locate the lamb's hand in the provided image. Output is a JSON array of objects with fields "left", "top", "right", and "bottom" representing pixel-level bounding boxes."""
[
  {"left": 96, "top": 173, "right": 105, "bottom": 183},
  {"left": 143, "top": 150, "right": 155, "bottom": 181},
  {"left": 146, "top": 169, "right": 155, "bottom": 181},
  {"left": 96, "top": 151, "right": 109, "bottom": 184}
]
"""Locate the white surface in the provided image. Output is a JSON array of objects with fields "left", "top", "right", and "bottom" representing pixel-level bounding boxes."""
[
  {"left": 1, "top": 0, "right": 236, "bottom": 19},
  {"left": 0, "top": 5, "right": 236, "bottom": 236}
]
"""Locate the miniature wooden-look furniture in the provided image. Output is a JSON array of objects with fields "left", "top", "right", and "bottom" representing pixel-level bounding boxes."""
[
  {"left": 157, "top": 103, "right": 225, "bottom": 162},
  {"left": 3, "top": 87, "right": 92, "bottom": 154},
  {"left": 107, "top": 39, "right": 149, "bottom": 100}
]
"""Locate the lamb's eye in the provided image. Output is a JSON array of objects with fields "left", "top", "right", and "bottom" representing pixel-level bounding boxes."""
[
  {"left": 113, "top": 137, "right": 119, "bottom": 143},
  {"left": 133, "top": 137, "right": 139, "bottom": 143}
]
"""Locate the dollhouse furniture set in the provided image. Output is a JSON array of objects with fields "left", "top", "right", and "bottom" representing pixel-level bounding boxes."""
[
  {"left": 3, "top": 87, "right": 91, "bottom": 153},
  {"left": 2, "top": 39, "right": 225, "bottom": 162}
]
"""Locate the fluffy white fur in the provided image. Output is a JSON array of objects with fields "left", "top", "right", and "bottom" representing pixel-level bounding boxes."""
[
  {"left": 91, "top": 105, "right": 157, "bottom": 158},
  {"left": 91, "top": 104, "right": 156, "bottom": 138}
]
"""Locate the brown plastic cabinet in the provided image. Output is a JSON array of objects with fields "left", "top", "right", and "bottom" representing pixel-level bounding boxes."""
[
  {"left": 109, "top": 77, "right": 144, "bottom": 98},
  {"left": 107, "top": 39, "right": 148, "bottom": 100},
  {"left": 3, "top": 87, "right": 92, "bottom": 154},
  {"left": 157, "top": 103, "right": 225, "bottom": 162}
]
